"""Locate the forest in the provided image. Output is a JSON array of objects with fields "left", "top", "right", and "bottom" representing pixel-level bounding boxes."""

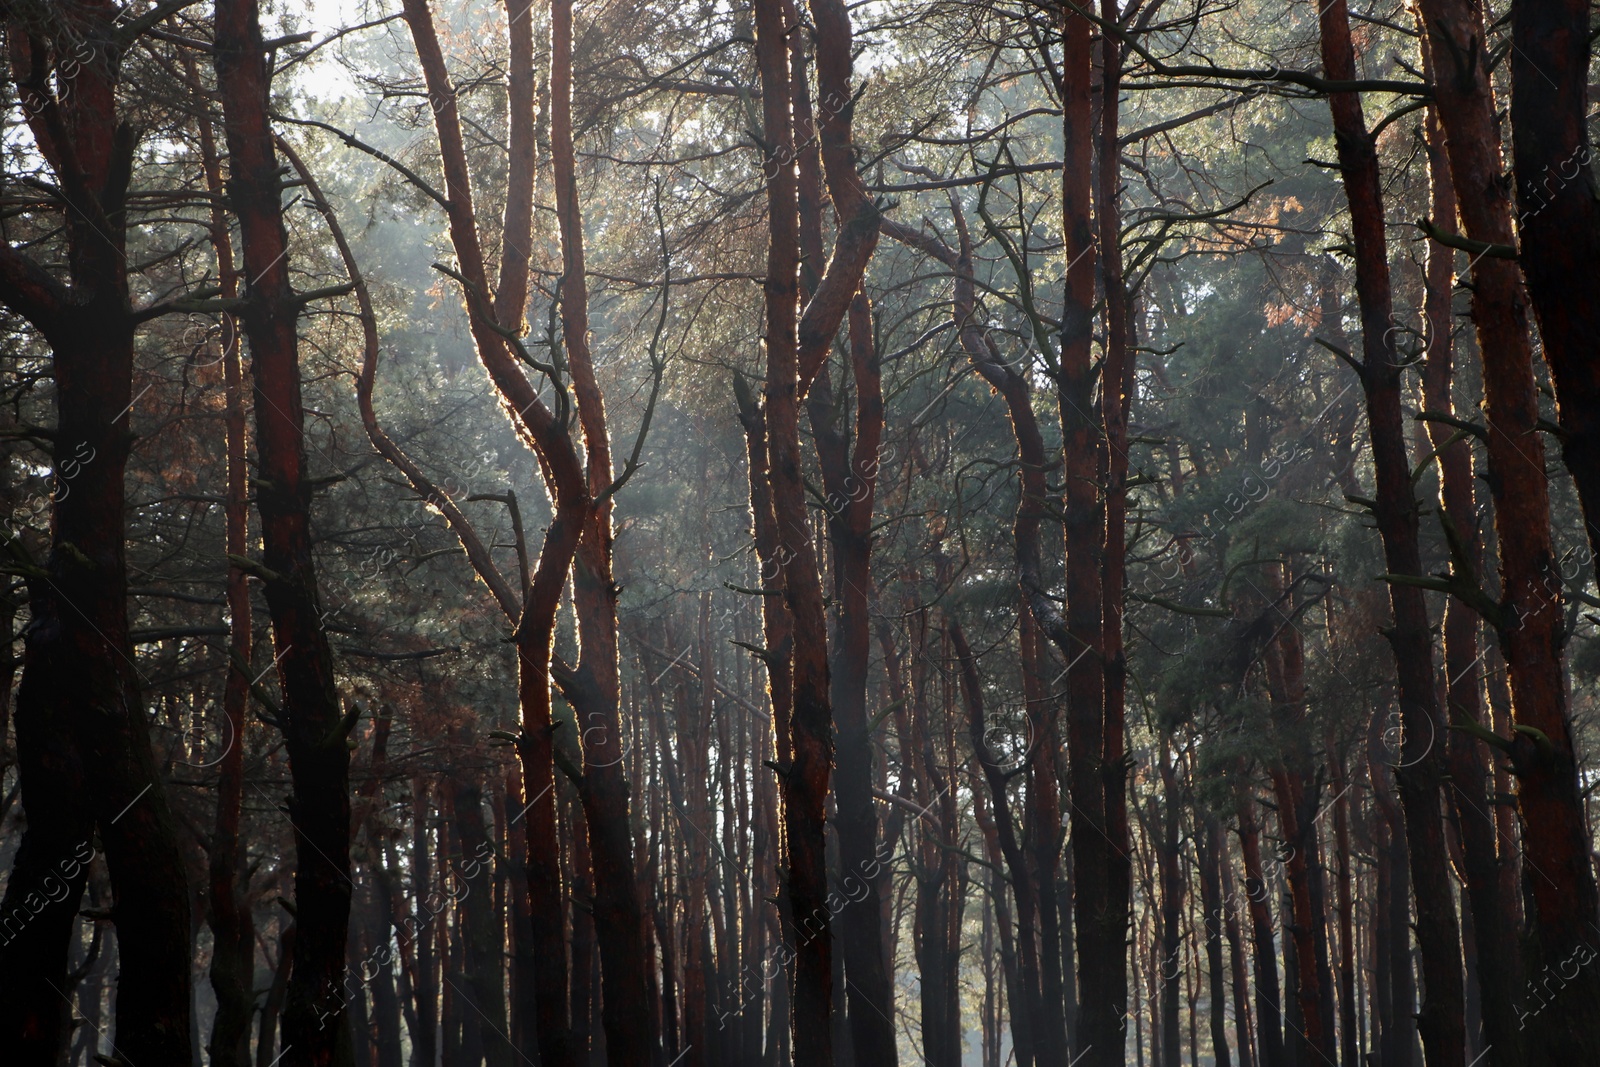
[{"left": 2, "top": 0, "right": 1599, "bottom": 1064}]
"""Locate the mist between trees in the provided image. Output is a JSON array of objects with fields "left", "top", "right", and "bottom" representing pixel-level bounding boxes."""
[{"left": 2, "top": 0, "right": 1600, "bottom": 1066}]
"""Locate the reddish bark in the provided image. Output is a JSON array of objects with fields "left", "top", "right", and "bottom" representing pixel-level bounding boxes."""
[
  {"left": 394, "top": 3, "right": 596, "bottom": 1061},
  {"left": 191, "top": 49, "right": 254, "bottom": 1067},
  {"left": 1425, "top": 0, "right": 1600, "bottom": 1056},
  {"left": 751, "top": 0, "right": 841, "bottom": 1058},
  {"left": 813, "top": 295, "right": 898, "bottom": 1064},
  {"left": 795, "top": 0, "right": 881, "bottom": 396},
  {"left": 1315, "top": 1, "right": 1468, "bottom": 1061},
  {"left": 735, "top": 380, "right": 795, "bottom": 767},
  {"left": 548, "top": 2, "right": 656, "bottom": 1060},
  {"left": 1059, "top": 3, "right": 1120, "bottom": 1058},
  {"left": 1415, "top": 42, "right": 1528, "bottom": 1064},
  {"left": 215, "top": 0, "right": 353, "bottom": 1060}
]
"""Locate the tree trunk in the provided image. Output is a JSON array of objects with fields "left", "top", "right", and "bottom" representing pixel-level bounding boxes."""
[
  {"left": 1327, "top": 743, "right": 1358, "bottom": 1067},
  {"left": 1423, "top": 0, "right": 1600, "bottom": 1056},
  {"left": 1510, "top": 0, "right": 1600, "bottom": 563},
  {"left": 1094, "top": 22, "right": 1136, "bottom": 1062},
  {"left": 1415, "top": 55, "right": 1528, "bottom": 1066},
  {"left": 448, "top": 727, "right": 512, "bottom": 1067},
  {"left": 1217, "top": 829, "right": 1256, "bottom": 1067},
  {"left": 954, "top": 618, "right": 1047, "bottom": 1067},
  {"left": 813, "top": 294, "right": 898, "bottom": 1065},
  {"left": 393, "top": 2, "right": 594, "bottom": 1061},
  {"left": 547, "top": 1, "right": 657, "bottom": 1060},
  {"left": 216, "top": 2, "right": 354, "bottom": 1061},
  {"left": 1197, "top": 819, "right": 1233, "bottom": 1067},
  {"left": 1061, "top": 4, "right": 1118, "bottom": 1060},
  {"left": 1315, "top": 3, "right": 1467, "bottom": 1062},
  {"left": 1236, "top": 787, "right": 1284, "bottom": 1067},
  {"left": 751, "top": 0, "right": 835, "bottom": 1059},
  {"left": 192, "top": 52, "right": 256, "bottom": 1067},
  {"left": 1156, "top": 746, "right": 1184, "bottom": 1067},
  {"left": 0, "top": 11, "right": 194, "bottom": 1064}
]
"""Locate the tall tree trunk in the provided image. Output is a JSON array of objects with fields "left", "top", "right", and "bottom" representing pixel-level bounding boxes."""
[
  {"left": 1060, "top": 1, "right": 1117, "bottom": 1058},
  {"left": 1424, "top": 0, "right": 1600, "bottom": 1057},
  {"left": 1326, "top": 742, "right": 1358, "bottom": 1067},
  {"left": 751, "top": 0, "right": 835, "bottom": 1059},
  {"left": 0, "top": 11, "right": 194, "bottom": 1064},
  {"left": 972, "top": 761, "right": 1035, "bottom": 1067},
  {"left": 192, "top": 52, "right": 256, "bottom": 1066},
  {"left": 1218, "top": 825, "right": 1256, "bottom": 1067},
  {"left": 1510, "top": 0, "right": 1600, "bottom": 562},
  {"left": 814, "top": 294, "right": 898, "bottom": 1064},
  {"left": 393, "top": 2, "right": 593, "bottom": 1061},
  {"left": 1261, "top": 604, "right": 1336, "bottom": 1062},
  {"left": 1415, "top": 53, "right": 1528, "bottom": 1067},
  {"left": 1197, "top": 817, "right": 1233, "bottom": 1067},
  {"left": 1021, "top": 608, "right": 1070, "bottom": 1067},
  {"left": 547, "top": 2, "right": 657, "bottom": 1062},
  {"left": 215, "top": 2, "right": 354, "bottom": 1061},
  {"left": 1314, "top": 2, "right": 1467, "bottom": 1062},
  {"left": 262, "top": 922, "right": 298, "bottom": 1067},
  {"left": 1155, "top": 746, "right": 1184, "bottom": 1067},
  {"left": 1094, "top": 20, "right": 1135, "bottom": 1062},
  {"left": 1370, "top": 745, "right": 1418, "bottom": 1067},
  {"left": 954, "top": 618, "right": 1048, "bottom": 1067},
  {"left": 447, "top": 727, "right": 512, "bottom": 1067},
  {"left": 1236, "top": 787, "right": 1284, "bottom": 1067},
  {"left": 410, "top": 785, "right": 439, "bottom": 1067}
]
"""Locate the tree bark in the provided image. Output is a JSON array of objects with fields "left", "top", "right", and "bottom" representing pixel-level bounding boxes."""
[
  {"left": 1315, "top": 2, "right": 1468, "bottom": 1062},
  {"left": 813, "top": 294, "right": 898, "bottom": 1065},
  {"left": 193, "top": 51, "right": 256, "bottom": 1067},
  {"left": 955, "top": 618, "right": 1049, "bottom": 1067},
  {"left": 547, "top": 2, "right": 657, "bottom": 1061},
  {"left": 0, "top": 10, "right": 192, "bottom": 1063},
  {"left": 1197, "top": 817, "right": 1233, "bottom": 1067},
  {"left": 1235, "top": 786, "right": 1283, "bottom": 1067},
  {"left": 392, "top": 3, "right": 595, "bottom": 1061},
  {"left": 1424, "top": 0, "right": 1600, "bottom": 1056},
  {"left": 1510, "top": 0, "right": 1600, "bottom": 562},
  {"left": 216, "top": 2, "right": 354, "bottom": 1060},
  {"left": 1415, "top": 52, "right": 1528, "bottom": 1066},
  {"left": 751, "top": 0, "right": 837, "bottom": 1059}
]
